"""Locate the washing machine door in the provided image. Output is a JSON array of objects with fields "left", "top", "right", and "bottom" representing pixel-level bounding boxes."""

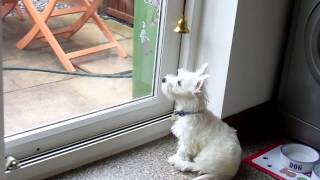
[
  {"left": 305, "top": 2, "right": 320, "bottom": 84},
  {"left": 278, "top": 0, "right": 320, "bottom": 149},
  {"left": 280, "top": 1, "right": 320, "bottom": 129}
]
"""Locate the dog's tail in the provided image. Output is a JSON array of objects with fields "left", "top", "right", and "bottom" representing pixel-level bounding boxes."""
[{"left": 193, "top": 174, "right": 233, "bottom": 180}]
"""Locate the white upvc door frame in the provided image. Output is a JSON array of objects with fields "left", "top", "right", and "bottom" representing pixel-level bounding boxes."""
[
  {"left": 5, "top": 0, "right": 182, "bottom": 160},
  {"left": 179, "top": 0, "right": 203, "bottom": 71},
  {"left": 1, "top": 16, "right": 7, "bottom": 180}
]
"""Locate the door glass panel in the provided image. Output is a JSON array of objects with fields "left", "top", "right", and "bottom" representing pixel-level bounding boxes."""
[
  {"left": 133, "top": 0, "right": 160, "bottom": 98},
  {"left": 2, "top": 0, "right": 162, "bottom": 136}
]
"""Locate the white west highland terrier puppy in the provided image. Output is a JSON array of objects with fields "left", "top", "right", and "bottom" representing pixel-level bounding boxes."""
[{"left": 161, "top": 63, "right": 242, "bottom": 180}]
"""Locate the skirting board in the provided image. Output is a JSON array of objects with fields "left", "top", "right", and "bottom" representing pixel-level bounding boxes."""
[{"left": 223, "top": 101, "right": 283, "bottom": 142}]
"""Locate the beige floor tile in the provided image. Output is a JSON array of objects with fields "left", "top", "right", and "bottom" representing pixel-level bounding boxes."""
[
  {"left": 3, "top": 71, "right": 75, "bottom": 92},
  {"left": 2, "top": 17, "right": 31, "bottom": 38},
  {"left": 65, "top": 77, "right": 132, "bottom": 106},
  {"left": 70, "top": 22, "right": 125, "bottom": 47},
  {"left": 48, "top": 14, "right": 82, "bottom": 27},
  {"left": 104, "top": 19, "right": 133, "bottom": 38},
  {"left": 119, "top": 38, "right": 133, "bottom": 57},
  {"left": 74, "top": 51, "right": 132, "bottom": 74},
  {"left": 3, "top": 53, "right": 62, "bottom": 69},
  {"left": 3, "top": 76, "right": 20, "bottom": 92},
  {"left": 4, "top": 77, "right": 132, "bottom": 136},
  {"left": 4, "top": 82, "right": 91, "bottom": 136},
  {"left": 3, "top": 53, "right": 74, "bottom": 91}
]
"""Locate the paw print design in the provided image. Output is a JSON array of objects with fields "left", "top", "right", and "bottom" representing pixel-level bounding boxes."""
[
  {"left": 280, "top": 168, "right": 297, "bottom": 177},
  {"left": 297, "top": 177, "right": 307, "bottom": 180}
]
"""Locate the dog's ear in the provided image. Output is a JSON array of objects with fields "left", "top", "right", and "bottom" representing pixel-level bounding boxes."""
[
  {"left": 193, "top": 74, "right": 210, "bottom": 95},
  {"left": 196, "top": 63, "right": 208, "bottom": 76}
]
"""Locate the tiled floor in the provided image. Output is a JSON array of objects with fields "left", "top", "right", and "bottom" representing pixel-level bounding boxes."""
[{"left": 2, "top": 15, "right": 134, "bottom": 136}]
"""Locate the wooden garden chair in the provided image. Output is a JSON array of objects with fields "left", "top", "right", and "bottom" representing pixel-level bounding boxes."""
[
  {"left": 16, "top": 0, "right": 128, "bottom": 72},
  {"left": 2, "top": 0, "right": 24, "bottom": 20}
]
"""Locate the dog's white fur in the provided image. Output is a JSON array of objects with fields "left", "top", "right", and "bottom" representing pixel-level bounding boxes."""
[{"left": 161, "top": 63, "right": 242, "bottom": 180}]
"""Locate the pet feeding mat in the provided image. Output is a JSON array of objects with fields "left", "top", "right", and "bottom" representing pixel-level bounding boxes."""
[{"left": 243, "top": 141, "right": 318, "bottom": 180}]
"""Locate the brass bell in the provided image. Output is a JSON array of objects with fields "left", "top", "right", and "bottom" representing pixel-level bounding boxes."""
[{"left": 174, "top": 15, "right": 190, "bottom": 34}]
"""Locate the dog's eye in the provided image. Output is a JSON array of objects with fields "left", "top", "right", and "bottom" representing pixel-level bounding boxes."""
[{"left": 177, "top": 80, "right": 182, "bottom": 86}]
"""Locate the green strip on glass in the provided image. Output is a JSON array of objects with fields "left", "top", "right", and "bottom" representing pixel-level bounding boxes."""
[{"left": 133, "top": 0, "right": 160, "bottom": 98}]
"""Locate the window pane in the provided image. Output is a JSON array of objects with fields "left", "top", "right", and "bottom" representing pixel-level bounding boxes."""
[{"left": 2, "top": 0, "right": 162, "bottom": 136}]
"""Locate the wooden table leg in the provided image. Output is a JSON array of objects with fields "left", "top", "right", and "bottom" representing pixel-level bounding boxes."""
[
  {"left": 16, "top": 0, "right": 58, "bottom": 49},
  {"left": 62, "top": 0, "right": 102, "bottom": 37},
  {"left": 91, "top": 12, "right": 128, "bottom": 58},
  {"left": 67, "top": 0, "right": 127, "bottom": 58},
  {"left": 2, "top": 2, "right": 17, "bottom": 19},
  {"left": 15, "top": 0, "right": 126, "bottom": 71},
  {"left": 21, "top": 0, "right": 76, "bottom": 72}
]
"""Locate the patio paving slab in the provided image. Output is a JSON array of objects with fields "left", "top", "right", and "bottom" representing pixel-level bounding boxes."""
[
  {"left": 69, "top": 22, "right": 126, "bottom": 47},
  {"left": 118, "top": 38, "right": 133, "bottom": 57},
  {"left": 3, "top": 12, "right": 134, "bottom": 137},
  {"left": 104, "top": 19, "right": 133, "bottom": 38},
  {"left": 3, "top": 71, "right": 74, "bottom": 93},
  {"left": 3, "top": 52, "right": 74, "bottom": 92},
  {"left": 65, "top": 77, "right": 132, "bottom": 106},
  {"left": 4, "top": 77, "right": 132, "bottom": 136},
  {"left": 3, "top": 76, "right": 20, "bottom": 92},
  {"left": 4, "top": 80, "right": 91, "bottom": 136},
  {"left": 74, "top": 48, "right": 132, "bottom": 74}
]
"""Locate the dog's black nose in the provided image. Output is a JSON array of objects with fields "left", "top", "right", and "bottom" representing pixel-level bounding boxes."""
[{"left": 162, "top": 77, "right": 166, "bottom": 83}]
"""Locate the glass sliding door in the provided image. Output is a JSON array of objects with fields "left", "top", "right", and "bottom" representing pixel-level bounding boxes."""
[{"left": 2, "top": 0, "right": 182, "bottom": 160}]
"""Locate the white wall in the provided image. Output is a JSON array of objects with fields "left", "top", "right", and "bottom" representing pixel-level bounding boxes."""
[
  {"left": 194, "top": 0, "right": 292, "bottom": 118},
  {"left": 195, "top": 0, "right": 239, "bottom": 117},
  {"left": 222, "top": 0, "right": 291, "bottom": 118}
]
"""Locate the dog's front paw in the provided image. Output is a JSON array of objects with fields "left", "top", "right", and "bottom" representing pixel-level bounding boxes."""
[
  {"left": 168, "top": 155, "right": 178, "bottom": 165},
  {"left": 174, "top": 160, "right": 193, "bottom": 172}
]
